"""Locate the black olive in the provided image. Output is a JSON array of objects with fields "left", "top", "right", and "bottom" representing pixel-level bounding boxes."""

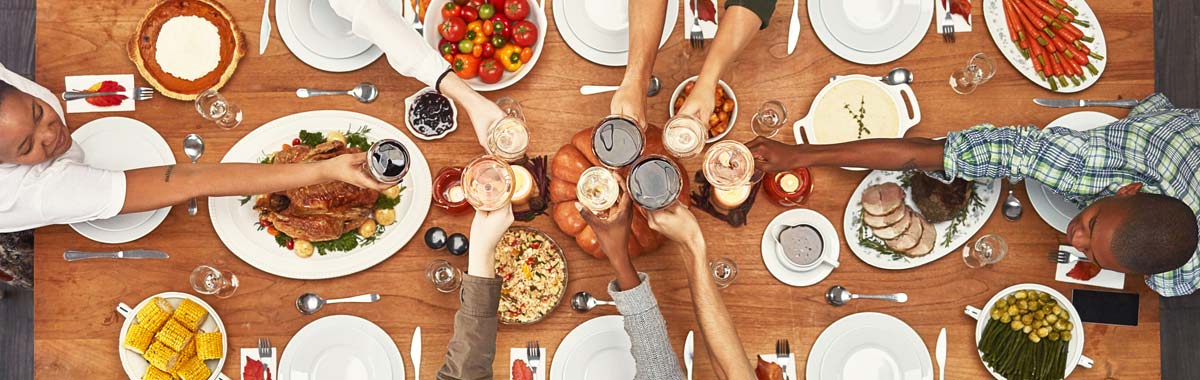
[
  {"left": 447, "top": 233, "right": 469, "bottom": 256},
  {"left": 424, "top": 227, "right": 447, "bottom": 250}
]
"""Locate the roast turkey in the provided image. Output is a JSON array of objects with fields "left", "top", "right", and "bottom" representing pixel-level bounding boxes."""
[{"left": 254, "top": 141, "right": 379, "bottom": 241}]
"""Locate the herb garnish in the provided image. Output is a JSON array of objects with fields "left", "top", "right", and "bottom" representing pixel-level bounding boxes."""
[
  {"left": 844, "top": 96, "right": 871, "bottom": 139},
  {"left": 941, "top": 185, "right": 986, "bottom": 247}
]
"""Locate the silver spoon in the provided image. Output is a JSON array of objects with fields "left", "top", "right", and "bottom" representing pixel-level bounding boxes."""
[
  {"left": 881, "top": 68, "right": 914, "bottom": 86},
  {"left": 1002, "top": 188, "right": 1023, "bottom": 221},
  {"left": 579, "top": 75, "right": 662, "bottom": 96},
  {"left": 296, "top": 83, "right": 379, "bottom": 103},
  {"left": 825, "top": 285, "right": 908, "bottom": 306},
  {"left": 183, "top": 134, "right": 204, "bottom": 216},
  {"left": 570, "top": 291, "right": 615, "bottom": 312},
  {"left": 296, "top": 292, "right": 381, "bottom": 315}
]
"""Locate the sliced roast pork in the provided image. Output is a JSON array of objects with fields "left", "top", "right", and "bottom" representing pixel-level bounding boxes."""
[
  {"left": 862, "top": 183, "right": 906, "bottom": 216},
  {"left": 903, "top": 217, "right": 937, "bottom": 257},
  {"left": 871, "top": 207, "right": 914, "bottom": 240},
  {"left": 884, "top": 213, "right": 925, "bottom": 251},
  {"left": 864, "top": 202, "right": 908, "bottom": 228}
]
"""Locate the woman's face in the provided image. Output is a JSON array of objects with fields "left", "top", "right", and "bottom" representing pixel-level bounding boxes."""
[{"left": 0, "top": 88, "right": 72, "bottom": 165}]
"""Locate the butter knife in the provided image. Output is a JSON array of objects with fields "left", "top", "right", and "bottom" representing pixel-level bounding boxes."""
[
  {"left": 935, "top": 328, "right": 947, "bottom": 380},
  {"left": 411, "top": 326, "right": 422, "bottom": 380},
  {"left": 1033, "top": 98, "right": 1138, "bottom": 108},
  {"left": 786, "top": 0, "right": 800, "bottom": 55},
  {"left": 64, "top": 249, "right": 168, "bottom": 261},
  {"left": 684, "top": 330, "right": 694, "bottom": 380},
  {"left": 259, "top": 0, "right": 272, "bottom": 55}
]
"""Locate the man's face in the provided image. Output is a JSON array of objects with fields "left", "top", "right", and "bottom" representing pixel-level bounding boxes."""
[
  {"left": 0, "top": 89, "right": 72, "bottom": 165},
  {"left": 1065, "top": 195, "right": 1132, "bottom": 273}
]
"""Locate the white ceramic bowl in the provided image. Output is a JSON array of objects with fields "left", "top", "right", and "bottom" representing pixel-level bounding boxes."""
[
  {"left": 423, "top": 0, "right": 547, "bottom": 91},
  {"left": 668, "top": 76, "right": 738, "bottom": 143},
  {"left": 117, "top": 292, "right": 227, "bottom": 380},
  {"left": 404, "top": 87, "right": 459, "bottom": 141},
  {"left": 974, "top": 284, "right": 1085, "bottom": 380}
]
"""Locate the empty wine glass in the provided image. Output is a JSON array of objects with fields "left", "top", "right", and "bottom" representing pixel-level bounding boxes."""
[
  {"left": 487, "top": 97, "right": 529, "bottom": 162},
  {"left": 710, "top": 257, "right": 739, "bottom": 288},
  {"left": 751, "top": 100, "right": 788, "bottom": 138},
  {"left": 949, "top": 53, "right": 998, "bottom": 95},
  {"left": 963, "top": 234, "right": 1008, "bottom": 268},
  {"left": 189, "top": 265, "right": 239, "bottom": 298},
  {"left": 195, "top": 89, "right": 243, "bottom": 129},
  {"left": 426, "top": 259, "right": 463, "bottom": 293}
]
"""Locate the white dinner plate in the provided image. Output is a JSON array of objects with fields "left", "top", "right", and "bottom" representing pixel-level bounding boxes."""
[
  {"left": 69, "top": 117, "right": 173, "bottom": 244},
  {"left": 844, "top": 170, "right": 1001, "bottom": 270},
  {"left": 553, "top": 0, "right": 678, "bottom": 67},
  {"left": 1025, "top": 111, "right": 1117, "bottom": 233},
  {"left": 760, "top": 208, "right": 840, "bottom": 287},
  {"left": 117, "top": 292, "right": 227, "bottom": 380},
  {"left": 277, "top": 0, "right": 383, "bottom": 72},
  {"left": 982, "top": 0, "right": 1107, "bottom": 93},
  {"left": 550, "top": 315, "right": 635, "bottom": 380},
  {"left": 809, "top": 0, "right": 933, "bottom": 65},
  {"left": 806, "top": 312, "right": 933, "bottom": 380},
  {"left": 209, "top": 110, "right": 431, "bottom": 279},
  {"left": 279, "top": 315, "right": 405, "bottom": 380},
  {"left": 288, "top": 0, "right": 375, "bottom": 59}
]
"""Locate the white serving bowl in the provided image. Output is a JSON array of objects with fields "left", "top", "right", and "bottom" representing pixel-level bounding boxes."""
[
  {"left": 423, "top": 0, "right": 547, "bottom": 91},
  {"left": 668, "top": 75, "right": 738, "bottom": 143}
]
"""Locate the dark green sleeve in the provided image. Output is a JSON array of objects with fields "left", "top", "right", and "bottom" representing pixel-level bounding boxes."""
[{"left": 724, "top": 0, "right": 778, "bottom": 29}]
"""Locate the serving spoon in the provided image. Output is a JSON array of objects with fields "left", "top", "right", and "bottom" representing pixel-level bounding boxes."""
[
  {"left": 825, "top": 285, "right": 908, "bottom": 306},
  {"left": 570, "top": 291, "right": 616, "bottom": 312},
  {"left": 296, "top": 292, "right": 381, "bottom": 315},
  {"left": 296, "top": 83, "right": 379, "bottom": 103},
  {"left": 183, "top": 134, "right": 204, "bottom": 216},
  {"left": 881, "top": 68, "right": 914, "bottom": 86}
]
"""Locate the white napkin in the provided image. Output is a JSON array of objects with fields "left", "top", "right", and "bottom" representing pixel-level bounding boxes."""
[
  {"left": 936, "top": 0, "right": 973, "bottom": 33},
  {"left": 240, "top": 347, "right": 278, "bottom": 380},
  {"left": 683, "top": 0, "right": 719, "bottom": 39},
  {"left": 63, "top": 74, "right": 136, "bottom": 114},
  {"left": 1054, "top": 246, "right": 1125, "bottom": 289},
  {"left": 758, "top": 354, "right": 798, "bottom": 380},
  {"left": 510, "top": 347, "right": 547, "bottom": 380}
]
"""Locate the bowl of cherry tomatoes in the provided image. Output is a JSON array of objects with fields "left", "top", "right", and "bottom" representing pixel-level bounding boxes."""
[{"left": 425, "top": 0, "right": 546, "bottom": 91}]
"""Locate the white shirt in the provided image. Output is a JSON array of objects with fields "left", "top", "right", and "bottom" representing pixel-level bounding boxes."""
[
  {"left": 0, "top": 62, "right": 126, "bottom": 232},
  {"left": 329, "top": 0, "right": 451, "bottom": 88}
]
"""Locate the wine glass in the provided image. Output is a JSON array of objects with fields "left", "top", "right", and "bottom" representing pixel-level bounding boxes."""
[
  {"left": 194, "top": 89, "right": 242, "bottom": 129},
  {"left": 487, "top": 97, "right": 529, "bottom": 162},
  {"left": 963, "top": 234, "right": 1008, "bottom": 268},
  {"left": 189, "top": 265, "right": 239, "bottom": 298},
  {"left": 577, "top": 167, "right": 620, "bottom": 214},
  {"left": 949, "top": 53, "right": 998, "bottom": 95},
  {"left": 710, "top": 257, "right": 739, "bottom": 288},
  {"left": 662, "top": 114, "right": 706, "bottom": 159},
  {"left": 462, "top": 155, "right": 515, "bottom": 211},
  {"left": 426, "top": 260, "right": 463, "bottom": 293},
  {"left": 751, "top": 100, "right": 788, "bottom": 138},
  {"left": 703, "top": 140, "right": 755, "bottom": 190}
]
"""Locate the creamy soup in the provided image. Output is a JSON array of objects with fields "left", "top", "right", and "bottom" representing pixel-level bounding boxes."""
[
  {"left": 779, "top": 224, "right": 824, "bottom": 267},
  {"left": 811, "top": 79, "right": 900, "bottom": 144}
]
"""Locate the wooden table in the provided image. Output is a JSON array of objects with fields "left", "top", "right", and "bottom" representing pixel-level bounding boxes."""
[{"left": 34, "top": 0, "right": 1160, "bottom": 378}]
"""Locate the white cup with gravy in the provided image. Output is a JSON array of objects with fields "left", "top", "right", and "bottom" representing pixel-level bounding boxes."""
[{"left": 774, "top": 224, "right": 839, "bottom": 271}]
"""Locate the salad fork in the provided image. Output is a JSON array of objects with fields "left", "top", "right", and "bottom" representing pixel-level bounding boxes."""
[
  {"left": 776, "top": 339, "right": 792, "bottom": 380},
  {"left": 689, "top": 0, "right": 704, "bottom": 49},
  {"left": 1050, "top": 250, "right": 1091, "bottom": 265},
  {"left": 62, "top": 87, "right": 154, "bottom": 102},
  {"left": 257, "top": 338, "right": 272, "bottom": 380},
  {"left": 527, "top": 340, "right": 542, "bottom": 377},
  {"left": 941, "top": 0, "right": 955, "bottom": 42}
]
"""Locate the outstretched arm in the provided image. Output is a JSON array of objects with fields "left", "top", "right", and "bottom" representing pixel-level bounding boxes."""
[
  {"left": 611, "top": 0, "right": 669, "bottom": 124},
  {"left": 746, "top": 136, "right": 946, "bottom": 173},
  {"left": 647, "top": 204, "right": 754, "bottom": 380},
  {"left": 676, "top": 5, "right": 770, "bottom": 125}
]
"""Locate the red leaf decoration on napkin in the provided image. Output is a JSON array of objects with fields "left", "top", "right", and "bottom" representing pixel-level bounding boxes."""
[
  {"left": 243, "top": 356, "right": 272, "bottom": 380},
  {"left": 512, "top": 359, "right": 533, "bottom": 380},
  {"left": 83, "top": 80, "right": 127, "bottom": 107},
  {"left": 696, "top": 0, "right": 717, "bottom": 23},
  {"left": 943, "top": 0, "right": 971, "bottom": 18},
  {"left": 1067, "top": 261, "right": 1102, "bottom": 281}
]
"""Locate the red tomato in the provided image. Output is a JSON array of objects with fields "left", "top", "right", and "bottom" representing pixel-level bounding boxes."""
[
  {"left": 488, "top": 0, "right": 506, "bottom": 9},
  {"left": 511, "top": 20, "right": 537, "bottom": 47},
  {"left": 518, "top": 46, "right": 532, "bottom": 63},
  {"left": 466, "top": 0, "right": 484, "bottom": 7},
  {"left": 460, "top": 5, "right": 478, "bottom": 23},
  {"left": 478, "top": 58, "right": 503, "bottom": 84},
  {"left": 452, "top": 54, "right": 480, "bottom": 78},
  {"left": 441, "top": 2, "right": 462, "bottom": 19},
  {"left": 285, "top": 239, "right": 295, "bottom": 250},
  {"left": 439, "top": 16, "right": 467, "bottom": 41},
  {"left": 480, "top": 41, "right": 495, "bottom": 58},
  {"left": 291, "top": 138, "right": 301, "bottom": 146},
  {"left": 503, "top": 0, "right": 529, "bottom": 20},
  {"left": 489, "top": 15, "right": 510, "bottom": 38}
]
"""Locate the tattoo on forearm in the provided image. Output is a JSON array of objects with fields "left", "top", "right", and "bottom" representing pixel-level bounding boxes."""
[
  {"left": 899, "top": 159, "right": 919, "bottom": 172},
  {"left": 163, "top": 165, "right": 175, "bottom": 182}
]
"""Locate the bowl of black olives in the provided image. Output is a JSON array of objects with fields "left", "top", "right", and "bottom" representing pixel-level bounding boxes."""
[{"left": 405, "top": 87, "right": 458, "bottom": 141}]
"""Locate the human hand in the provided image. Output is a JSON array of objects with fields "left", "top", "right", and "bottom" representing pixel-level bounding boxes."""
[
  {"left": 645, "top": 203, "right": 704, "bottom": 250},
  {"left": 577, "top": 175, "right": 633, "bottom": 264},
  {"left": 676, "top": 80, "right": 717, "bottom": 130},
  {"left": 467, "top": 203, "right": 514, "bottom": 277},
  {"left": 326, "top": 153, "right": 394, "bottom": 191},
  {"left": 464, "top": 97, "right": 507, "bottom": 149},
  {"left": 746, "top": 136, "right": 801, "bottom": 173},
  {"left": 610, "top": 80, "right": 648, "bottom": 126}
]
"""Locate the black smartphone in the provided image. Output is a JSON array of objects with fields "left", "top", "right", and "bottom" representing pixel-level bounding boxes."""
[{"left": 1071, "top": 289, "right": 1139, "bottom": 326}]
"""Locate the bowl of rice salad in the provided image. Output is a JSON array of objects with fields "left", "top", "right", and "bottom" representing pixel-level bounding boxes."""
[{"left": 495, "top": 226, "right": 568, "bottom": 325}]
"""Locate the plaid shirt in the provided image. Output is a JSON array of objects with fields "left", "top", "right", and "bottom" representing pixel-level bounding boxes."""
[{"left": 937, "top": 93, "right": 1200, "bottom": 297}]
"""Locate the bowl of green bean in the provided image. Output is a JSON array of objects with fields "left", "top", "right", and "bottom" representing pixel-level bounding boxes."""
[{"left": 974, "top": 284, "right": 1085, "bottom": 380}]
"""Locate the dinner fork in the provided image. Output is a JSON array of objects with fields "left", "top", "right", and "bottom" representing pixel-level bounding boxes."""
[
  {"left": 1050, "top": 250, "right": 1091, "bottom": 265},
  {"left": 689, "top": 0, "right": 704, "bottom": 49},
  {"left": 411, "top": 0, "right": 424, "bottom": 36},
  {"left": 776, "top": 339, "right": 792, "bottom": 380},
  {"left": 258, "top": 338, "right": 272, "bottom": 380},
  {"left": 941, "top": 0, "right": 955, "bottom": 42},
  {"left": 62, "top": 86, "right": 154, "bottom": 102},
  {"left": 527, "top": 340, "right": 542, "bottom": 378}
]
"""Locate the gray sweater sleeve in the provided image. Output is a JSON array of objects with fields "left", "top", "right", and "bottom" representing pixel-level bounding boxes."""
[{"left": 609, "top": 273, "right": 685, "bottom": 380}]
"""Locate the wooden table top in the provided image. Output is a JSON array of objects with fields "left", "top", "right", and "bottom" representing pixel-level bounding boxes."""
[{"left": 34, "top": 0, "right": 1160, "bottom": 379}]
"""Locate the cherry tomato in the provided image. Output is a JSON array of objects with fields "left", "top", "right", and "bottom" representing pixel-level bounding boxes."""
[
  {"left": 443, "top": 53, "right": 454, "bottom": 63},
  {"left": 452, "top": 0, "right": 468, "bottom": 5},
  {"left": 488, "top": 0, "right": 506, "bottom": 9},
  {"left": 266, "top": 226, "right": 280, "bottom": 236},
  {"left": 458, "top": 39, "right": 475, "bottom": 54},
  {"left": 461, "top": 5, "right": 478, "bottom": 23},
  {"left": 292, "top": 138, "right": 301, "bottom": 146},
  {"left": 489, "top": 15, "right": 510, "bottom": 38},
  {"left": 478, "top": 58, "right": 503, "bottom": 84},
  {"left": 439, "top": 16, "right": 467, "bottom": 41},
  {"left": 503, "top": 0, "right": 529, "bottom": 20},
  {"left": 519, "top": 46, "right": 532, "bottom": 63},
  {"left": 466, "top": 0, "right": 484, "bottom": 6},
  {"left": 439, "top": 39, "right": 456, "bottom": 55},
  {"left": 478, "top": 3, "right": 496, "bottom": 20},
  {"left": 285, "top": 239, "right": 295, "bottom": 250},
  {"left": 511, "top": 20, "right": 537, "bottom": 47},
  {"left": 490, "top": 34, "right": 506, "bottom": 49},
  {"left": 481, "top": 41, "right": 495, "bottom": 58},
  {"left": 441, "top": 2, "right": 462, "bottom": 19}
]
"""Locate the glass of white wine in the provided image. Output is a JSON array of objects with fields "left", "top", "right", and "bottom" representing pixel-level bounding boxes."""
[
  {"left": 462, "top": 155, "right": 515, "bottom": 211},
  {"left": 662, "top": 114, "right": 706, "bottom": 159},
  {"left": 487, "top": 97, "right": 529, "bottom": 162},
  {"left": 751, "top": 100, "right": 788, "bottom": 138},
  {"left": 577, "top": 167, "right": 620, "bottom": 214}
]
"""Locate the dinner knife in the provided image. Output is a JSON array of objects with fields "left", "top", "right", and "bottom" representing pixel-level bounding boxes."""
[
  {"left": 684, "top": 330, "right": 694, "bottom": 380},
  {"left": 259, "top": 0, "right": 272, "bottom": 55},
  {"left": 1033, "top": 98, "right": 1139, "bottom": 108},
  {"left": 786, "top": 0, "right": 800, "bottom": 55},
  {"left": 411, "top": 326, "right": 422, "bottom": 380},
  {"left": 64, "top": 249, "right": 168, "bottom": 261},
  {"left": 935, "top": 328, "right": 947, "bottom": 380}
]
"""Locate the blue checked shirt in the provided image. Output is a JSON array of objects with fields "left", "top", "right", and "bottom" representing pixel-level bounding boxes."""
[{"left": 936, "top": 93, "right": 1200, "bottom": 297}]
